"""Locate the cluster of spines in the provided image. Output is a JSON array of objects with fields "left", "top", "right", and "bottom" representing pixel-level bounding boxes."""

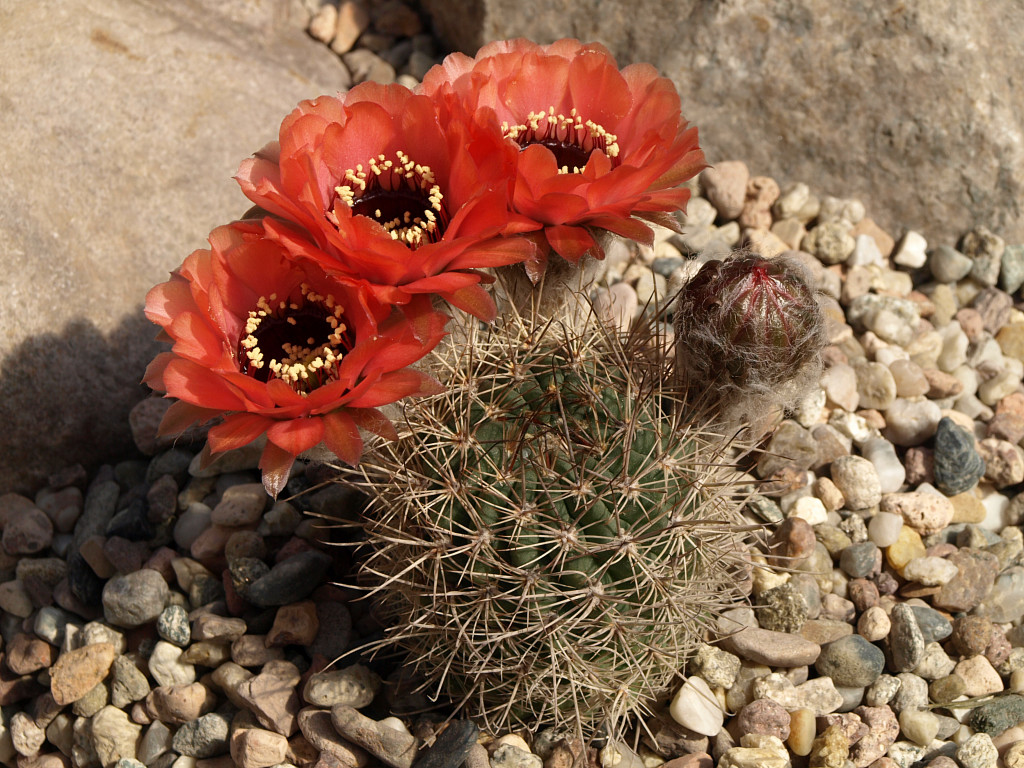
[{"left": 349, "top": 314, "right": 751, "bottom": 735}]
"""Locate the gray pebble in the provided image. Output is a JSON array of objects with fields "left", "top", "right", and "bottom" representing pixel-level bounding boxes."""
[
  {"left": 933, "top": 417, "right": 986, "bottom": 495},
  {"left": 909, "top": 604, "right": 952, "bottom": 644},
  {"left": 814, "top": 634, "right": 885, "bottom": 688},
  {"left": 171, "top": 712, "right": 230, "bottom": 758},
  {"left": 839, "top": 541, "right": 881, "bottom": 579},
  {"left": 247, "top": 550, "right": 333, "bottom": 607},
  {"left": 888, "top": 604, "right": 925, "bottom": 673},
  {"left": 102, "top": 570, "right": 170, "bottom": 628},
  {"left": 156, "top": 605, "right": 190, "bottom": 647}
]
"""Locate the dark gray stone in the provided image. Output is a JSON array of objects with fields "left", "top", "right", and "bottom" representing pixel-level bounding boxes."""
[
  {"left": 414, "top": 720, "right": 479, "bottom": 768},
  {"left": 247, "top": 550, "right": 334, "bottom": 607},
  {"left": 933, "top": 417, "right": 986, "bottom": 495},
  {"left": 815, "top": 634, "right": 886, "bottom": 688},
  {"left": 171, "top": 713, "right": 230, "bottom": 758}
]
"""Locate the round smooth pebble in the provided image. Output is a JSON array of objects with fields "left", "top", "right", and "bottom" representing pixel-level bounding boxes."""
[
  {"left": 785, "top": 708, "right": 815, "bottom": 757},
  {"left": 814, "top": 634, "right": 885, "bottom": 687},
  {"left": 861, "top": 438, "right": 906, "bottom": 493},
  {"left": 830, "top": 456, "right": 882, "bottom": 510},
  {"left": 867, "top": 511, "right": 903, "bottom": 547},
  {"left": 102, "top": 570, "right": 169, "bottom": 628},
  {"left": 670, "top": 676, "right": 724, "bottom": 737},
  {"left": 856, "top": 606, "right": 890, "bottom": 642},
  {"left": 884, "top": 398, "right": 942, "bottom": 446},
  {"left": 211, "top": 483, "right": 268, "bottom": 527}
]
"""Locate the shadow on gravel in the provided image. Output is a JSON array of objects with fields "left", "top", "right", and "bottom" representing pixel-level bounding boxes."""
[{"left": 0, "top": 308, "right": 158, "bottom": 495}]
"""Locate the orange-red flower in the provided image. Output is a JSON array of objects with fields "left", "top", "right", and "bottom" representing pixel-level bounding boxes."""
[
  {"left": 420, "top": 38, "right": 707, "bottom": 278},
  {"left": 144, "top": 221, "right": 448, "bottom": 496},
  {"left": 235, "top": 82, "right": 538, "bottom": 321}
]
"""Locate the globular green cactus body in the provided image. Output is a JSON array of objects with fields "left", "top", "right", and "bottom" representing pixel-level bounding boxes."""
[{"left": 354, "top": 315, "right": 750, "bottom": 734}]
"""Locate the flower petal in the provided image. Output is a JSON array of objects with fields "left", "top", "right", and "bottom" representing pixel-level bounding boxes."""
[
  {"left": 259, "top": 441, "right": 296, "bottom": 499},
  {"left": 266, "top": 417, "right": 326, "bottom": 457},
  {"left": 322, "top": 410, "right": 363, "bottom": 466}
]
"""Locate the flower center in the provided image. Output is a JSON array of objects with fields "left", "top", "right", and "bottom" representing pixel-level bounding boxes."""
[
  {"left": 333, "top": 151, "right": 449, "bottom": 249},
  {"left": 238, "top": 283, "right": 352, "bottom": 395},
  {"left": 503, "top": 107, "right": 620, "bottom": 174}
]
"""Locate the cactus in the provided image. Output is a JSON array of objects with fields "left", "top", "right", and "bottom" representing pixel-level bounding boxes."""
[{"left": 346, "top": 309, "right": 752, "bottom": 735}]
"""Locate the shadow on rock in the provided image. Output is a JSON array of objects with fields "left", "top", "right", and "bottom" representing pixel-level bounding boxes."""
[{"left": 0, "top": 308, "right": 159, "bottom": 494}]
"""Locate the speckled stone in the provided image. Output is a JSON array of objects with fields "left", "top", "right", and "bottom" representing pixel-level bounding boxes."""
[
  {"left": 969, "top": 694, "right": 1024, "bottom": 736},
  {"left": 830, "top": 456, "right": 882, "bottom": 510},
  {"left": 755, "top": 583, "right": 809, "bottom": 633},
  {"left": 887, "top": 604, "right": 925, "bottom": 673},
  {"left": 932, "top": 548, "right": 1000, "bottom": 612},
  {"left": 814, "top": 634, "right": 886, "bottom": 688},
  {"left": 933, "top": 417, "right": 986, "bottom": 496}
]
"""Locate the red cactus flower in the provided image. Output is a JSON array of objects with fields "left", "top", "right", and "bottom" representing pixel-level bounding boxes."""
[
  {"left": 420, "top": 38, "right": 707, "bottom": 279},
  {"left": 235, "top": 82, "right": 539, "bottom": 321},
  {"left": 144, "top": 221, "right": 448, "bottom": 496}
]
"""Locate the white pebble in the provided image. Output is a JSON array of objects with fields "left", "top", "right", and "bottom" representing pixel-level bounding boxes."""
[
  {"left": 848, "top": 233, "right": 884, "bottom": 267},
  {"left": 861, "top": 438, "right": 906, "bottom": 493},
  {"left": 789, "top": 497, "right": 828, "bottom": 526},
  {"left": 884, "top": 398, "right": 942, "bottom": 446},
  {"left": 669, "top": 676, "right": 724, "bottom": 737},
  {"left": 901, "top": 556, "right": 959, "bottom": 586},
  {"left": 892, "top": 231, "right": 928, "bottom": 269},
  {"left": 868, "top": 511, "right": 904, "bottom": 547}
]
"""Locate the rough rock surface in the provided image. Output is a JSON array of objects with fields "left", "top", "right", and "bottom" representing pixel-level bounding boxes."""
[
  {"left": 421, "top": 0, "right": 1024, "bottom": 246},
  {"left": 0, "top": 0, "right": 350, "bottom": 493}
]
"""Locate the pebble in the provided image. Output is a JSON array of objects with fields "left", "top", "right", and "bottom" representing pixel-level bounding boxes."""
[
  {"left": 236, "top": 661, "right": 302, "bottom": 736},
  {"left": 717, "top": 734, "right": 790, "bottom": 768},
  {"left": 669, "top": 676, "right": 724, "bottom": 737},
  {"left": 884, "top": 398, "right": 943, "bottom": 446},
  {"left": 956, "top": 732, "right": 998, "bottom": 768},
  {"left": 3, "top": 504, "right": 54, "bottom": 555},
  {"left": 413, "top": 720, "right": 478, "bottom": 768},
  {"left": 932, "top": 547, "right": 1000, "bottom": 612},
  {"left": 147, "top": 641, "right": 196, "bottom": 687},
  {"left": 856, "top": 605, "right": 890, "bottom": 642},
  {"left": 156, "top": 605, "right": 190, "bottom": 647},
  {"left": 331, "top": 705, "right": 419, "bottom": 768},
  {"left": 91, "top": 706, "right": 142, "bottom": 766},
  {"left": 829, "top": 455, "right": 882, "bottom": 509},
  {"left": 246, "top": 550, "right": 333, "bottom": 607},
  {"left": 880, "top": 491, "right": 954, "bottom": 536},
  {"left": 719, "top": 626, "right": 821, "bottom": 667},
  {"left": 933, "top": 417, "right": 986, "bottom": 495},
  {"left": 171, "top": 712, "right": 230, "bottom": 758},
  {"left": 814, "top": 634, "right": 885, "bottom": 688},
  {"left": 701, "top": 162, "right": 749, "bottom": 220},
  {"left": 954, "top": 655, "right": 1003, "bottom": 697},
  {"left": 753, "top": 673, "right": 843, "bottom": 715},
  {"left": 211, "top": 483, "right": 268, "bottom": 526},
  {"left": 867, "top": 511, "right": 903, "bottom": 547},
  {"left": 49, "top": 642, "right": 117, "bottom": 705},
  {"left": 102, "top": 570, "right": 169, "bottom": 628},
  {"left": 229, "top": 727, "right": 289, "bottom": 768},
  {"left": 303, "top": 665, "right": 381, "bottom": 708},
  {"left": 888, "top": 604, "right": 926, "bottom": 673}
]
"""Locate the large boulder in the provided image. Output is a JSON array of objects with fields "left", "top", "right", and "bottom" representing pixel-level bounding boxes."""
[
  {"left": 0, "top": 0, "right": 349, "bottom": 493},
  {"left": 421, "top": 0, "right": 1024, "bottom": 246}
]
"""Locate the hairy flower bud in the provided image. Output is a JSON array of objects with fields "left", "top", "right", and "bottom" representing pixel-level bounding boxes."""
[{"left": 674, "top": 252, "right": 826, "bottom": 430}]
